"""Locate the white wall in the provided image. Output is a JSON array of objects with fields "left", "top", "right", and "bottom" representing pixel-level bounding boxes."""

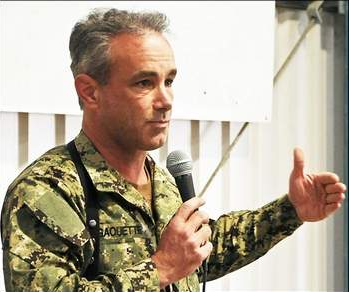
[{"left": 0, "top": 7, "right": 346, "bottom": 292}]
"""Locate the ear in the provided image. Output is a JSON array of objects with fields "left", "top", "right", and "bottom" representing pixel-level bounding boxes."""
[{"left": 74, "top": 74, "right": 100, "bottom": 109}]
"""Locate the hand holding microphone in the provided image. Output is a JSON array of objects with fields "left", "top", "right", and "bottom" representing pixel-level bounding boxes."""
[{"left": 151, "top": 151, "right": 212, "bottom": 289}]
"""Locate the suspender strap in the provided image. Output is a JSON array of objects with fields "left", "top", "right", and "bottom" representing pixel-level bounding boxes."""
[{"left": 67, "top": 140, "right": 100, "bottom": 280}]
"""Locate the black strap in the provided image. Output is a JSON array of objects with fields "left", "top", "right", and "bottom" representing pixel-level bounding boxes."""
[{"left": 67, "top": 140, "right": 100, "bottom": 280}]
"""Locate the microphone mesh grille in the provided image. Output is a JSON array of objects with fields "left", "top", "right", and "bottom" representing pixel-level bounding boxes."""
[{"left": 166, "top": 150, "right": 192, "bottom": 177}]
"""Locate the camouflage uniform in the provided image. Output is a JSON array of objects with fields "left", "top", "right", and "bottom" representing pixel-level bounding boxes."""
[{"left": 1, "top": 131, "right": 303, "bottom": 292}]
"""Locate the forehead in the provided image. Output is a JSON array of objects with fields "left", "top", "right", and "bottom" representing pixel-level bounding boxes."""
[{"left": 109, "top": 32, "right": 176, "bottom": 73}]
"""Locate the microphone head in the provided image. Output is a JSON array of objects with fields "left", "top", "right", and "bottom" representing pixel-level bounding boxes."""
[{"left": 166, "top": 150, "right": 192, "bottom": 177}]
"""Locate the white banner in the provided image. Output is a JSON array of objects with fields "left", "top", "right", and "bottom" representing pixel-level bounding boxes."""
[{"left": 1, "top": 1, "right": 274, "bottom": 122}]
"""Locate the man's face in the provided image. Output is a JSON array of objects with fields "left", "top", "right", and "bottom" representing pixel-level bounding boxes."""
[{"left": 95, "top": 32, "right": 176, "bottom": 152}]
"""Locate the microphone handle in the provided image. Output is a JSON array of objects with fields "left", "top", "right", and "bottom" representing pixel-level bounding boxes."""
[
  {"left": 174, "top": 174, "right": 195, "bottom": 202},
  {"left": 174, "top": 172, "right": 207, "bottom": 292}
]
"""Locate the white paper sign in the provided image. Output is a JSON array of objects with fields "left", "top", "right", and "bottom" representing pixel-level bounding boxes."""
[{"left": 0, "top": 1, "right": 274, "bottom": 122}]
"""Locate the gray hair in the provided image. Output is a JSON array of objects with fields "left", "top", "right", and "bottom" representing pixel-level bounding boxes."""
[{"left": 69, "top": 8, "right": 169, "bottom": 108}]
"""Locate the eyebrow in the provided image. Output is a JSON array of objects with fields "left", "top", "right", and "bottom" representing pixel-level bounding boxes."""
[{"left": 132, "top": 69, "right": 177, "bottom": 80}]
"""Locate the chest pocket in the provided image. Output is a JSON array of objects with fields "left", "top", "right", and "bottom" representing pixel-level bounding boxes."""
[{"left": 98, "top": 213, "right": 157, "bottom": 274}]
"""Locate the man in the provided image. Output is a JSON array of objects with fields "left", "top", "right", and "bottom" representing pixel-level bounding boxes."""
[{"left": 1, "top": 8, "right": 346, "bottom": 292}]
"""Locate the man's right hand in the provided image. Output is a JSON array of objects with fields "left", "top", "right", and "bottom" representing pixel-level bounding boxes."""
[{"left": 151, "top": 197, "right": 212, "bottom": 288}]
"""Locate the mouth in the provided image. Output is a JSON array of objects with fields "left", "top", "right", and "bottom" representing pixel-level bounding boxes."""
[
  {"left": 148, "top": 119, "right": 170, "bottom": 123},
  {"left": 148, "top": 120, "right": 170, "bottom": 127}
]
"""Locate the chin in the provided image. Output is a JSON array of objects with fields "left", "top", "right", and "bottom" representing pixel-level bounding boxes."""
[
  {"left": 142, "top": 129, "right": 168, "bottom": 150},
  {"left": 146, "top": 141, "right": 166, "bottom": 151},
  {"left": 144, "top": 135, "right": 167, "bottom": 151}
]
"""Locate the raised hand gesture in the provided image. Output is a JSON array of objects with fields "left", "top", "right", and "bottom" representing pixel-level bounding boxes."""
[{"left": 288, "top": 148, "right": 346, "bottom": 222}]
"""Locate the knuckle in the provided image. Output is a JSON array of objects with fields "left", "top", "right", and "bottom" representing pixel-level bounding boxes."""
[
  {"left": 187, "top": 237, "right": 199, "bottom": 250},
  {"left": 183, "top": 197, "right": 198, "bottom": 208},
  {"left": 179, "top": 228, "right": 189, "bottom": 240},
  {"left": 182, "top": 201, "right": 193, "bottom": 211},
  {"left": 199, "top": 224, "right": 211, "bottom": 238},
  {"left": 194, "top": 250, "right": 203, "bottom": 264},
  {"left": 172, "top": 223, "right": 191, "bottom": 241},
  {"left": 198, "top": 211, "right": 209, "bottom": 223},
  {"left": 170, "top": 218, "right": 182, "bottom": 231},
  {"left": 171, "top": 212, "right": 185, "bottom": 228}
]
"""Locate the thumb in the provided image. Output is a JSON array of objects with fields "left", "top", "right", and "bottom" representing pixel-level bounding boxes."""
[{"left": 293, "top": 147, "right": 304, "bottom": 177}]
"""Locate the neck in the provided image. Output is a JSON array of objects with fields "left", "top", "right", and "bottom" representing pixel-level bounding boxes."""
[{"left": 82, "top": 123, "right": 148, "bottom": 186}]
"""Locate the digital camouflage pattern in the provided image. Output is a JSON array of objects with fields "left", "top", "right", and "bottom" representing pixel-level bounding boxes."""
[{"left": 1, "top": 131, "right": 303, "bottom": 292}]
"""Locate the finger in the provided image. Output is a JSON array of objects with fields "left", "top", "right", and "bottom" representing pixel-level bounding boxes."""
[
  {"left": 315, "top": 172, "right": 340, "bottom": 184},
  {"left": 326, "top": 193, "right": 345, "bottom": 204},
  {"left": 187, "top": 211, "right": 209, "bottom": 232},
  {"left": 177, "top": 197, "right": 205, "bottom": 221},
  {"left": 198, "top": 241, "right": 213, "bottom": 260},
  {"left": 193, "top": 224, "right": 212, "bottom": 244},
  {"left": 293, "top": 147, "right": 304, "bottom": 176},
  {"left": 325, "top": 202, "right": 342, "bottom": 217},
  {"left": 325, "top": 182, "right": 347, "bottom": 194}
]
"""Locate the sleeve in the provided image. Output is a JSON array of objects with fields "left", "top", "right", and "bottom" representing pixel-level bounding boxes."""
[
  {"left": 1, "top": 178, "right": 160, "bottom": 292},
  {"left": 203, "top": 195, "right": 303, "bottom": 281}
]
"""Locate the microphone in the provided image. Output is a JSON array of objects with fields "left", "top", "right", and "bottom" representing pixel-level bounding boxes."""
[
  {"left": 166, "top": 150, "right": 208, "bottom": 292},
  {"left": 166, "top": 150, "right": 195, "bottom": 202}
]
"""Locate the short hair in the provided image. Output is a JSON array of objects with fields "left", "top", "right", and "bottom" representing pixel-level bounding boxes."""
[{"left": 69, "top": 8, "right": 169, "bottom": 108}]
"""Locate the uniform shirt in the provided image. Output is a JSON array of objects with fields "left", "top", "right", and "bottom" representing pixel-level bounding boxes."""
[{"left": 1, "top": 131, "right": 303, "bottom": 292}]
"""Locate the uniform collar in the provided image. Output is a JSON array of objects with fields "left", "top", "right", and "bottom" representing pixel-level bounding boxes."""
[{"left": 73, "top": 130, "right": 155, "bottom": 219}]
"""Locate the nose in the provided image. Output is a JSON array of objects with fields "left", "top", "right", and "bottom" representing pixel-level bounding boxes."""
[{"left": 153, "top": 86, "right": 173, "bottom": 112}]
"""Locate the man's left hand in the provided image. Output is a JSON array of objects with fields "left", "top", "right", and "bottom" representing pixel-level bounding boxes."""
[{"left": 288, "top": 148, "right": 346, "bottom": 222}]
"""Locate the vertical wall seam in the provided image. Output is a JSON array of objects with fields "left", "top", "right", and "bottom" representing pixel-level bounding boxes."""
[
  {"left": 343, "top": 2, "right": 349, "bottom": 291},
  {"left": 55, "top": 114, "right": 66, "bottom": 146},
  {"left": 18, "top": 112, "right": 28, "bottom": 168},
  {"left": 191, "top": 120, "right": 200, "bottom": 190}
]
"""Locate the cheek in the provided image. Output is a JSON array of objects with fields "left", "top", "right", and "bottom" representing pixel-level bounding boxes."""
[
  {"left": 130, "top": 99, "right": 153, "bottom": 120},
  {"left": 100, "top": 89, "right": 153, "bottom": 126},
  {"left": 101, "top": 93, "right": 127, "bottom": 116}
]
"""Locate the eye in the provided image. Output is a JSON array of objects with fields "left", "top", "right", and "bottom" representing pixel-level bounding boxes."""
[
  {"left": 165, "top": 78, "right": 174, "bottom": 87},
  {"left": 135, "top": 79, "right": 153, "bottom": 88}
]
